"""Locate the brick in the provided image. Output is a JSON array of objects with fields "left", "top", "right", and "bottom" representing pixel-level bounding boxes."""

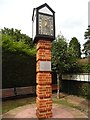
[
  {"left": 36, "top": 39, "right": 52, "bottom": 118},
  {"left": 36, "top": 40, "right": 51, "bottom": 50},
  {"left": 36, "top": 109, "right": 52, "bottom": 118},
  {"left": 46, "top": 111, "right": 52, "bottom": 118},
  {"left": 37, "top": 107, "right": 52, "bottom": 112},
  {"left": 36, "top": 97, "right": 52, "bottom": 106},
  {"left": 36, "top": 85, "right": 52, "bottom": 98},
  {"left": 36, "top": 49, "right": 51, "bottom": 61},
  {"left": 36, "top": 92, "right": 52, "bottom": 98},
  {"left": 36, "top": 72, "right": 52, "bottom": 84}
]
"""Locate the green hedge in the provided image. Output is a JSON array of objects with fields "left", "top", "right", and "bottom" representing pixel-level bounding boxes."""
[
  {"left": 77, "top": 58, "right": 90, "bottom": 73},
  {"left": 2, "top": 51, "right": 36, "bottom": 88},
  {"left": 61, "top": 80, "right": 90, "bottom": 99},
  {"left": 80, "top": 64, "right": 90, "bottom": 73}
]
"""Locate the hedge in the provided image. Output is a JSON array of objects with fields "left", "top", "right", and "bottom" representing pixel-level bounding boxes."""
[
  {"left": 78, "top": 58, "right": 90, "bottom": 73},
  {"left": 61, "top": 80, "right": 90, "bottom": 100},
  {"left": 2, "top": 51, "right": 36, "bottom": 88}
]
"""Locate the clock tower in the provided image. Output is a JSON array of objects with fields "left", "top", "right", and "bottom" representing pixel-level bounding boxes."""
[{"left": 32, "top": 3, "right": 55, "bottom": 118}]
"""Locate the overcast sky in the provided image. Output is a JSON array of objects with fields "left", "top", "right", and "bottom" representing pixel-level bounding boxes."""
[{"left": 0, "top": 0, "right": 89, "bottom": 49}]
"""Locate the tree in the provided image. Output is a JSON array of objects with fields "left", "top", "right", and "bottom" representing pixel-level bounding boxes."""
[
  {"left": 2, "top": 27, "right": 34, "bottom": 48},
  {"left": 69, "top": 37, "right": 81, "bottom": 58},
  {"left": 84, "top": 26, "right": 90, "bottom": 40},
  {"left": 83, "top": 27, "right": 90, "bottom": 57},
  {"left": 2, "top": 28, "right": 36, "bottom": 88},
  {"left": 52, "top": 36, "right": 81, "bottom": 98},
  {"left": 83, "top": 40, "right": 90, "bottom": 57},
  {"left": 52, "top": 36, "right": 68, "bottom": 74},
  {"left": 2, "top": 27, "right": 36, "bottom": 56},
  {"left": 52, "top": 36, "right": 68, "bottom": 98}
]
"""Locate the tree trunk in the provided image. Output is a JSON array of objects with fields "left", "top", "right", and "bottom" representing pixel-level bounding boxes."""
[{"left": 57, "top": 73, "right": 60, "bottom": 99}]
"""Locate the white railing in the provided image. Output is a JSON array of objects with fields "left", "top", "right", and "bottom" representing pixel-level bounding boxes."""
[{"left": 62, "top": 73, "right": 90, "bottom": 82}]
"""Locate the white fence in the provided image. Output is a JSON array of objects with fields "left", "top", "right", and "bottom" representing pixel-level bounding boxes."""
[{"left": 62, "top": 73, "right": 90, "bottom": 82}]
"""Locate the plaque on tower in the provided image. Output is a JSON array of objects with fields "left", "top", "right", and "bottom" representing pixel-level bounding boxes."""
[{"left": 40, "top": 61, "right": 51, "bottom": 71}]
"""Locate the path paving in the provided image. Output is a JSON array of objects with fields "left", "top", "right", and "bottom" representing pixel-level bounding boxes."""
[
  {"left": 1, "top": 93, "right": 90, "bottom": 119},
  {"left": 2, "top": 103, "right": 88, "bottom": 119}
]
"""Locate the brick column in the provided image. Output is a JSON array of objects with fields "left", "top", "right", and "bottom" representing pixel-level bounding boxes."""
[{"left": 36, "top": 40, "right": 52, "bottom": 118}]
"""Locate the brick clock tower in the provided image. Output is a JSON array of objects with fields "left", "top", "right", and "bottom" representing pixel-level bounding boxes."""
[{"left": 32, "top": 3, "right": 55, "bottom": 118}]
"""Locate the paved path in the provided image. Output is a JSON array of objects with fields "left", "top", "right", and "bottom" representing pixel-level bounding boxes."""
[{"left": 2, "top": 103, "right": 88, "bottom": 119}]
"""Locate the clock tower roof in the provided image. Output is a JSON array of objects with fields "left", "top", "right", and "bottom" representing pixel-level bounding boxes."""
[{"left": 36, "top": 3, "right": 55, "bottom": 13}]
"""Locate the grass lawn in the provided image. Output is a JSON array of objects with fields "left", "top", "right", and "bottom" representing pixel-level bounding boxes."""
[
  {"left": 2, "top": 93, "right": 87, "bottom": 114},
  {"left": 52, "top": 95, "right": 82, "bottom": 111},
  {"left": 2, "top": 96, "right": 35, "bottom": 114}
]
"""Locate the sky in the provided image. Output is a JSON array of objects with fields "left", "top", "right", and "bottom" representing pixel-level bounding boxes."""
[{"left": 0, "top": 0, "right": 89, "bottom": 49}]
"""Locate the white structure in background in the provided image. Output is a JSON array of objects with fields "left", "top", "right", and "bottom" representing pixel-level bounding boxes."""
[
  {"left": 62, "top": 74, "right": 90, "bottom": 82},
  {"left": 88, "top": 1, "right": 90, "bottom": 26},
  {"left": 57, "top": 31, "right": 62, "bottom": 39}
]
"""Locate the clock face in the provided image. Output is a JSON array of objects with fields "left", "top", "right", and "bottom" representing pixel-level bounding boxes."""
[{"left": 38, "top": 14, "right": 54, "bottom": 36}]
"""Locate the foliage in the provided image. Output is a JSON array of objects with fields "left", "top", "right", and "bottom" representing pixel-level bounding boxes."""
[
  {"left": 83, "top": 27, "right": 90, "bottom": 57},
  {"left": 2, "top": 27, "right": 34, "bottom": 48},
  {"left": 2, "top": 34, "right": 36, "bottom": 56},
  {"left": 84, "top": 27, "right": 90, "bottom": 39},
  {"left": 2, "top": 51, "right": 36, "bottom": 88},
  {"left": 51, "top": 36, "right": 81, "bottom": 74},
  {"left": 2, "top": 27, "right": 36, "bottom": 88},
  {"left": 82, "top": 40, "right": 90, "bottom": 57},
  {"left": 1, "top": 27, "right": 36, "bottom": 56},
  {"left": 61, "top": 80, "right": 90, "bottom": 100},
  {"left": 51, "top": 35, "right": 70, "bottom": 98},
  {"left": 64, "top": 47, "right": 81, "bottom": 73},
  {"left": 52, "top": 36, "right": 68, "bottom": 74},
  {"left": 69, "top": 37, "right": 81, "bottom": 58},
  {"left": 79, "top": 63, "right": 90, "bottom": 73},
  {"left": 77, "top": 58, "right": 90, "bottom": 73}
]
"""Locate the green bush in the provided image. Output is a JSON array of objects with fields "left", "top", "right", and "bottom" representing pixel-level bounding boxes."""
[
  {"left": 2, "top": 51, "right": 36, "bottom": 88},
  {"left": 61, "top": 80, "right": 90, "bottom": 100},
  {"left": 2, "top": 28, "right": 37, "bottom": 88},
  {"left": 2, "top": 34, "right": 36, "bottom": 56},
  {"left": 80, "top": 64, "right": 90, "bottom": 73},
  {"left": 80, "top": 83, "right": 90, "bottom": 99}
]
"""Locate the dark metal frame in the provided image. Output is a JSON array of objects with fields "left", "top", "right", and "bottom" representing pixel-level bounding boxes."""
[{"left": 32, "top": 3, "right": 55, "bottom": 43}]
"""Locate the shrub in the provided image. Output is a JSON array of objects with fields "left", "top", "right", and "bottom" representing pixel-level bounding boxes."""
[
  {"left": 2, "top": 51, "right": 36, "bottom": 88},
  {"left": 61, "top": 80, "right": 90, "bottom": 100}
]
